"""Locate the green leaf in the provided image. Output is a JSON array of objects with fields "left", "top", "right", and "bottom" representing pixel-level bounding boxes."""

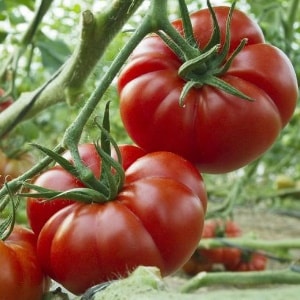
[{"left": 36, "top": 35, "right": 71, "bottom": 73}]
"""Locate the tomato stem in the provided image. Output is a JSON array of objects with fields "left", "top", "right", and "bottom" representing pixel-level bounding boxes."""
[
  {"left": 180, "top": 268, "right": 300, "bottom": 293},
  {"left": 178, "top": 0, "right": 198, "bottom": 48},
  {"left": 159, "top": 0, "right": 253, "bottom": 104},
  {"left": 200, "top": 237, "right": 300, "bottom": 252}
]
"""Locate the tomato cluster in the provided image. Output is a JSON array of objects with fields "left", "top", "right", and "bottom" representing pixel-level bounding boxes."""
[
  {"left": 1, "top": 3, "right": 297, "bottom": 298},
  {"left": 182, "top": 219, "right": 267, "bottom": 275}
]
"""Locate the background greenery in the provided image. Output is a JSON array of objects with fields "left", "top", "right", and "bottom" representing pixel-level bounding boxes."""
[{"left": 0, "top": 0, "right": 299, "bottom": 221}]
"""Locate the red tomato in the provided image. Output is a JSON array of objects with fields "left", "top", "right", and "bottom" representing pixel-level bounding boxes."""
[
  {"left": 225, "top": 252, "right": 267, "bottom": 271},
  {"left": 202, "top": 219, "right": 242, "bottom": 238},
  {"left": 182, "top": 219, "right": 242, "bottom": 275},
  {"left": 199, "top": 219, "right": 242, "bottom": 265},
  {"left": 182, "top": 250, "right": 214, "bottom": 275},
  {"left": 0, "top": 225, "right": 49, "bottom": 300},
  {"left": 27, "top": 144, "right": 146, "bottom": 235},
  {"left": 26, "top": 167, "right": 83, "bottom": 235},
  {"left": 0, "top": 151, "right": 35, "bottom": 186},
  {"left": 36, "top": 151, "right": 206, "bottom": 295},
  {"left": 118, "top": 6, "right": 298, "bottom": 173},
  {"left": 0, "top": 88, "right": 13, "bottom": 112},
  {"left": 60, "top": 143, "right": 102, "bottom": 178},
  {"left": 111, "top": 143, "right": 147, "bottom": 170},
  {"left": 198, "top": 247, "right": 241, "bottom": 268},
  {"left": 0, "top": 99, "right": 13, "bottom": 112},
  {"left": 124, "top": 151, "right": 207, "bottom": 212}
]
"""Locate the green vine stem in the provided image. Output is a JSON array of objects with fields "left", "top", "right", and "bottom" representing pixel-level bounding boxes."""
[
  {"left": 0, "top": 0, "right": 144, "bottom": 137},
  {"left": 0, "top": 0, "right": 171, "bottom": 209},
  {"left": 199, "top": 237, "right": 300, "bottom": 253},
  {"left": 180, "top": 268, "right": 300, "bottom": 293},
  {"left": 61, "top": 0, "right": 170, "bottom": 181}
]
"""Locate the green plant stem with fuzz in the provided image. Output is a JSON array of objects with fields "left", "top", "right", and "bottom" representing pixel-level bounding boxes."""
[
  {"left": 0, "top": 0, "right": 145, "bottom": 137},
  {"left": 61, "top": 0, "right": 176, "bottom": 188},
  {"left": 0, "top": 0, "right": 179, "bottom": 216},
  {"left": 180, "top": 268, "right": 300, "bottom": 293}
]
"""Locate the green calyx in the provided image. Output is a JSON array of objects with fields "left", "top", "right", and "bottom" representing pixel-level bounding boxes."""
[
  {"left": 171, "top": 0, "right": 254, "bottom": 106},
  {"left": 19, "top": 102, "right": 125, "bottom": 204}
]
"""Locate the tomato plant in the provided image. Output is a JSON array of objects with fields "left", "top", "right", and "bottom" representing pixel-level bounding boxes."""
[
  {"left": 118, "top": 5, "right": 298, "bottom": 173},
  {"left": 0, "top": 225, "right": 49, "bottom": 300},
  {"left": 26, "top": 143, "right": 147, "bottom": 235},
  {"left": 35, "top": 151, "right": 206, "bottom": 295}
]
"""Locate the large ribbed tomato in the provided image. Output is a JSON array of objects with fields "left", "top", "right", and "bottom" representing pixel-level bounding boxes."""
[
  {"left": 36, "top": 151, "right": 207, "bottom": 295},
  {"left": 118, "top": 6, "right": 298, "bottom": 173},
  {"left": 26, "top": 143, "right": 147, "bottom": 235}
]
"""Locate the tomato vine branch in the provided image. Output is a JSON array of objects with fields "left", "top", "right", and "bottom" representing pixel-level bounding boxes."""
[
  {"left": 0, "top": 0, "right": 145, "bottom": 137},
  {"left": 180, "top": 268, "right": 300, "bottom": 293},
  {"left": 199, "top": 237, "right": 300, "bottom": 253}
]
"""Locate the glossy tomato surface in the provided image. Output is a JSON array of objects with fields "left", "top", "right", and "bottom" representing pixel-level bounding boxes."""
[
  {"left": 26, "top": 144, "right": 146, "bottom": 235},
  {"left": 36, "top": 151, "right": 206, "bottom": 295},
  {"left": 118, "top": 6, "right": 298, "bottom": 173},
  {"left": 0, "top": 226, "right": 49, "bottom": 300}
]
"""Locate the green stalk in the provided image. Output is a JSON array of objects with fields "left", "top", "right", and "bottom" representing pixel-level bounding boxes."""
[
  {"left": 61, "top": 0, "right": 170, "bottom": 180},
  {"left": 178, "top": 0, "right": 197, "bottom": 48},
  {"left": 199, "top": 237, "right": 300, "bottom": 252},
  {"left": 180, "top": 269, "right": 300, "bottom": 293}
]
